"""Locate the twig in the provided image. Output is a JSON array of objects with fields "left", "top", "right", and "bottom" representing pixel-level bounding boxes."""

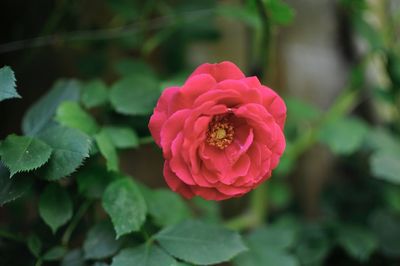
[
  {"left": 0, "top": 8, "right": 215, "bottom": 54},
  {"left": 61, "top": 200, "right": 92, "bottom": 246}
]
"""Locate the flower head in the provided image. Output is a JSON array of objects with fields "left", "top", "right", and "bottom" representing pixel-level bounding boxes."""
[{"left": 149, "top": 61, "right": 286, "bottom": 200}]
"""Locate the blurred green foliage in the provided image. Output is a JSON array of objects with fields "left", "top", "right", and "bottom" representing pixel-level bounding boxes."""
[{"left": 0, "top": 0, "right": 400, "bottom": 265}]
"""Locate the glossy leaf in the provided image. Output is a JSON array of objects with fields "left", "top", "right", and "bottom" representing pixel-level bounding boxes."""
[
  {"left": 319, "top": 117, "right": 368, "bottom": 154},
  {"left": 84, "top": 221, "right": 122, "bottom": 259},
  {"left": 0, "top": 66, "right": 20, "bottom": 102},
  {"left": 0, "top": 163, "right": 32, "bottom": 205},
  {"left": 111, "top": 244, "right": 177, "bottom": 266},
  {"left": 95, "top": 130, "right": 119, "bottom": 171},
  {"left": 370, "top": 151, "right": 400, "bottom": 185},
  {"left": 103, "top": 126, "right": 139, "bottom": 149},
  {"left": 61, "top": 249, "right": 85, "bottom": 266},
  {"left": 27, "top": 234, "right": 42, "bottom": 258},
  {"left": 155, "top": 220, "right": 247, "bottom": 265},
  {"left": 0, "top": 135, "right": 52, "bottom": 177},
  {"left": 39, "top": 184, "right": 73, "bottom": 233},
  {"left": 234, "top": 224, "right": 298, "bottom": 266},
  {"left": 145, "top": 188, "right": 191, "bottom": 227},
  {"left": 55, "top": 101, "right": 99, "bottom": 135},
  {"left": 22, "top": 79, "right": 81, "bottom": 135},
  {"left": 337, "top": 225, "right": 377, "bottom": 261},
  {"left": 110, "top": 75, "right": 159, "bottom": 115},
  {"left": 102, "top": 178, "right": 147, "bottom": 238},
  {"left": 81, "top": 79, "right": 108, "bottom": 108},
  {"left": 38, "top": 126, "right": 91, "bottom": 180}
]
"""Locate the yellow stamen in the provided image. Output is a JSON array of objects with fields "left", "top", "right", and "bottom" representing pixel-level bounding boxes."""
[{"left": 206, "top": 115, "right": 234, "bottom": 149}]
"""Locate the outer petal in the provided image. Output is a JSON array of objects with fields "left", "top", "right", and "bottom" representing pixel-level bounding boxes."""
[
  {"left": 160, "top": 109, "right": 191, "bottom": 158},
  {"left": 260, "top": 85, "right": 287, "bottom": 130},
  {"left": 189, "top": 61, "right": 245, "bottom": 82},
  {"left": 170, "top": 74, "right": 217, "bottom": 113},
  {"left": 190, "top": 186, "right": 232, "bottom": 201},
  {"left": 164, "top": 161, "right": 195, "bottom": 199},
  {"left": 148, "top": 87, "right": 179, "bottom": 146}
]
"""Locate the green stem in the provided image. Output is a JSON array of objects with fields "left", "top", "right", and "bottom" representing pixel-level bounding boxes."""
[
  {"left": 225, "top": 184, "right": 268, "bottom": 230},
  {"left": 255, "top": 0, "right": 271, "bottom": 77},
  {"left": 35, "top": 259, "right": 43, "bottom": 266},
  {"left": 225, "top": 89, "right": 360, "bottom": 231},
  {"left": 0, "top": 229, "right": 24, "bottom": 243},
  {"left": 61, "top": 200, "right": 92, "bottom": 245},
  {"left": 251, "top": 182, "right": 268, "bottom": 224},
  {"left": 139, "top": 136, "right": 155, "bottom": 145}
]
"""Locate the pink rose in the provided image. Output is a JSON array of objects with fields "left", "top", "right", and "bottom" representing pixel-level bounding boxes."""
[{"left": 149, "top": 61, "right": 286, "bottom": 200}]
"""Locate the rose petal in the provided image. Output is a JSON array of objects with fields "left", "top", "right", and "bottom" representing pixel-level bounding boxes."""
[
  {"left": 160, "top": 109, "right": 191, "bottom": 158},
  {"left": 148, "top": 87, "right": 179, "bottom": 146},
  {"left": 190, "top": 61, "right": 245, "bottom": 82},
  {"left": 164, "top": 161, "right": 195, "bottom": 199}
]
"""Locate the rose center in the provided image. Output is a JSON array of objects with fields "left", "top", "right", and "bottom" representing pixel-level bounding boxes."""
[{"left": 206, "top": 115, "right": 234, "bottom": 149}]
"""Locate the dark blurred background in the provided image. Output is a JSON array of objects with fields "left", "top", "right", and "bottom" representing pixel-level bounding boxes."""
[{"left": 1, "top": 0, "right": 400, "bottom": 265}]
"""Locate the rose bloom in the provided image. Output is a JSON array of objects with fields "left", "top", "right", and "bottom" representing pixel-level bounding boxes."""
[{"left": 149, "top": 61, "right": 286, "bottom": 200}]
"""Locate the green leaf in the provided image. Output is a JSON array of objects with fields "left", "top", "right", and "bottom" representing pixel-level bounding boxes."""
[
  {"left": 0, "top": 66, "right": 20, "bottom": 102},
  {"left": 295, "top": 224, "right": 331, "bottom": 266},
  {"left": 369, "top": 209, "right": 400, "bottom": 257},
  {"left": 61, "top": 249, "right": 85, "bottom": 266},
  {"left": 234, "top": 224, "right": 298, "bottom": 266},
  {"left": 234, "top": 249, "right": 298, "bottom": 266},
  {"left": 95, "top": 130, "right": 119, "bottom": 171},
  {"left": 55, "top": 101, "right": 99, "bottom": 135},
  {"left": 383, "top": 185, "right": 400, "bottom": 212},
  {"left": 110, "top": 75, "right": 160, "bottom": 115},
  {"left": 247, "top": 225, "right": 297, "bottom": 251},
  {"left": 111, "top": 244, "right": 177, "bottom": 266},
  {"left": 42, "top": 246, "right": 67, "bottom": 261},
  {"left": 367, "top": 128, "right": 400, "bottom": 153},
  {"left": 77, "top": 167, "right": 115, "bottom": 199},
  {"left": 285, "top": 98, "right": 321, "bottom": 125},
  {"left": 0, "top": 163, "right": 32, "bottom": 205},
  {"left": 336, "top": 225, "right": 377, "bottom": 262},
  {"left": 368, "top": 129, "right": 400, "bottom": 184},
  {"left": 38, "top": 126, "right": 91, "bottom": 180},
  {"left": 145, "top": 188, "right": 191, "bottom": 227},
  {"left": 84, "top": 221, "right": 122, "bottom": 259},
  {"left": 103, "top": 126, "right": 139, "bottom": 149},
  {"left": 265, "top": 0, "right": 295, "bottom": 25},
  {"left": 319, "top": 117, "right": 368, "bottom": 155},
  {"left": 0, "top": 135, "right": 52, "bottom": 177},
  {"left": 370, "top": 150, "right": 400, "bottom": 185},
  {"left": 39, "top": 184, "right": 73, "bottom": 233},
  {"left": 155, "top": 220, "right": 247, "bottom": 265},
  {"left": 102, "top": 178, "right": 147, "bottom": 238},
  {"left": 22, "top": 79, "right": 81, "bottom": 135},
  {"left": 81, "top": 79, "right": 108, "bottom": 108},
  {"left": 27, "top": 234, "right": 42, "bottom": 257}
]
